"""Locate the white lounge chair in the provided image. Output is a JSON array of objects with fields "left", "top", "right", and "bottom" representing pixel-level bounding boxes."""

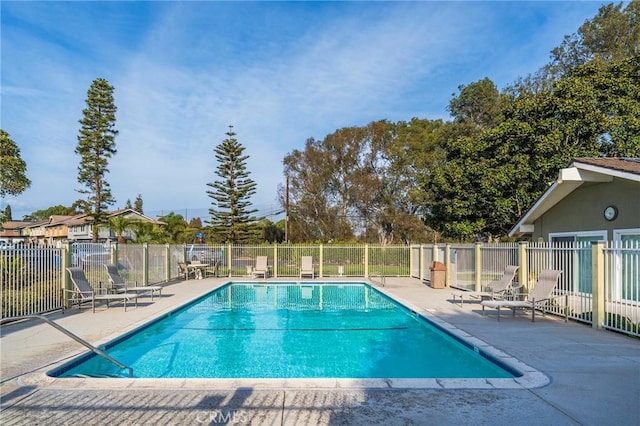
[
  {"left": 451, "top": 265, "right": 519, "bottom": 307},
  {"left": 104, "top": 263, "right": 162, "bottom": 300},
  {"left": 65, "top": 267, "right": 138, "bottom": 313},
  {"left": 299, "top": 256, "right": 315, "bottom": 279},
  {"left": 252, "top": 256, "right": 269, "bottom": 278},
  {"left": 481, "top": 269, "right": 564, "bottom": 322}
]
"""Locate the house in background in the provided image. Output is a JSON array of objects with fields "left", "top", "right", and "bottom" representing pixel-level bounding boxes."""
[
  {"left": 67, "top": 208, "right": 165, "bottom": 243},
  {"left": 0, "top": 221, "right": 33, "bottom": 245},
  {"left": 2, "top": 209, "right": 165, "bottom": 246},
  {"left": 509, "top": 157, "right": 640, "bottom": 245},
  {"left": 509, "top": 157, "right": 639, "bottom": 301}
]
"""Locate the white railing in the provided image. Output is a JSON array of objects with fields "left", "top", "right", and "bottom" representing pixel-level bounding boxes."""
[
  {"left": 2, "top": 242, "right": 638, "bottom": 338},
  {"left": 604, "top": 240, "right": 639, "bottom": 336}
]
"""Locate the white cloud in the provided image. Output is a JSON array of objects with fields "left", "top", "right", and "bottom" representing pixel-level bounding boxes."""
[{"left": 1, "top": 1, "right": 605, "bottom": 220}]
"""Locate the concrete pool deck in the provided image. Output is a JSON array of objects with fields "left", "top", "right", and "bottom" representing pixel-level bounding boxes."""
[{"left": 1, "top": 277, "right": 638, "bottom": 425}]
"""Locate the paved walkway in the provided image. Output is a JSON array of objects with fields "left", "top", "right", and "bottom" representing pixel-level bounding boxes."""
[{"left": 1, "top": 277, "right": 639, "bottom": 425}]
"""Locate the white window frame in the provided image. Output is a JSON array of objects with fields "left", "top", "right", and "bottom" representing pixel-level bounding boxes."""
[
  {"left": 612, "top": 228, "right": 640, "bottom": 303},
  {"left": 549, "top": 231, "right": 607, "bottom": 296}
]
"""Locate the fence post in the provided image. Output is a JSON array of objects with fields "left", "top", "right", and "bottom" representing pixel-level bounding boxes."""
[
  {"left": 518, "top": 242, "right": 528, "bottom": 292},
  {"left": 319, "top": 244, "right": 324, "bottom": 278},
  {"left": 273, "top": 243, "right": 278, "bottom": 278},
  {"left": 420, "top": 245, "right": 425, "bottom": 281},
  {"left": 227, "top": 243, "right": 232, "bottom": 277},
  {"left": 445, "top": 244, "right": 451, "bottom": 287},
  {"left": 165, "top": 244, "right": 171, "bottom": 282},
  {"left": 475, "top": 243, "right": 482, "bottom": 292},
  {"left": 364, "top": 244, "right": 369, "bottom": 278},
  {"left": 62, "top": 243, "right": 72, "bottom": 309},
  {"left": 142, "top": 243, "right": 149, "bottom": 286},
  {"left": 592, "top": 241, "right": 605, "bottom": 330}
]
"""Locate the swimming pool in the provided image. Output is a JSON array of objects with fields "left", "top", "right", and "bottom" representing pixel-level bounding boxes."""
[{"left": 51, "top": 282, "right": 518, "bottom": 380}]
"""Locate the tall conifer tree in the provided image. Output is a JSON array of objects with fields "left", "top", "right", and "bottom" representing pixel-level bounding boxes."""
[
  {"left": 207, "top": 126, "right": 258, "bottom": 243},
  {"left": 75, "top": 78, "right": 118, "bottom": 241}
]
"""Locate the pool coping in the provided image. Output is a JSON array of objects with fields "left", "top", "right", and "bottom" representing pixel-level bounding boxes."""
[{"left": 21, "top": 280, "right": 550, "bottom": 390}]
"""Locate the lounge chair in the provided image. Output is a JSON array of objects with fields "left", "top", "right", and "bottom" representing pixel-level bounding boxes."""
[
  {"left": 451, "top": 265, "right": 519, "bottom": 307},
  {"left": 299, "top": 256, "right": 315, "bottom": 279},
  {"left": 252, "top": 256, "right": 269, "bottom": 278},
  {"left": 65, "top": 267, "right": 138, "bottom": 313},
  {"left": 104, "top": 263, "right": 162, "bottom": 300},
  {"left": 481, "top": 269, "right": 564, "bottom": 322}
]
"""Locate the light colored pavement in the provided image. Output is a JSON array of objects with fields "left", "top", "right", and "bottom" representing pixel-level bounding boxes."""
[{"left": 1, "top": 277, "right": 638, "bottom": 425}]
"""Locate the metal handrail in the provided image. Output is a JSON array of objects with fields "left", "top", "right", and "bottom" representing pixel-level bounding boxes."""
[
  {"left": 0, "top": 314, "right": 133, "bottom": 378},
  {"left": 370, "top": 272, "right": 386, "bottom": 287}
]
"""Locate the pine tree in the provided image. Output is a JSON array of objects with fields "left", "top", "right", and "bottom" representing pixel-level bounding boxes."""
[
  {"left": 134, "top": 194, "right": 144, "bottom": 214},
  {"left": 206, "top": 126, "right": 259, "bottom": 243},
  {"left": 75, "top": 78, "right": 118, "bottom": 242},
  {"left": 0, "top": 204, "right": 12, "bottom": 222}
]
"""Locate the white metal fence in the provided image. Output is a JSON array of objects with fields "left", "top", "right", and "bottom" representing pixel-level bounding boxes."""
[
  {"left": 412, "top": 241, "right": 639, "bottom": 337},
  {"left": 2, "top": 241, "right": 638, "bottom": 337}
]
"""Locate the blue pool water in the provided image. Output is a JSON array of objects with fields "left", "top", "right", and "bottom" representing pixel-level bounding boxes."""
[{"left": 54, "top": 283, "right": 516, "bottom": 379}]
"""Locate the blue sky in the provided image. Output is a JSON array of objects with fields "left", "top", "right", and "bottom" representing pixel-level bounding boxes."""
[{"left": 1, "top": 1, "right": 607, "bottom": 222}]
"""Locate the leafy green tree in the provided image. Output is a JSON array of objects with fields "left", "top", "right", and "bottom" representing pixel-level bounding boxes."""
[
  {"left": 548, "top": 1, "right": 639, "bottom": 77},
  {"left": 282, "top": 137, "right": 344, "bottom": 242},
  {"left": 261, "top": 219, "right": 285, "bottom": 243},
  {"left": 206, "top": 126, "right": 259, "bottom": 243},
  {"left": 24, "top": 204, "right": 77, "bottom": 221},
  {"left": 283, "top": 120, "right": 439, "bottom": 244},
  {"left": 381, "top": 118, "right": 444, "bottom": 244},
  {"left": 448, "top": 78, "right": 503, "bottom": 129},
  {"left": 107, "top": 215, "right": 136, "bottom": 244},
  {"left": 427, "top": 55, "right": 639, "bottom": 240},
  {"left": 159, "top": 212, "right": 189, "bottom": 243},
  {"left": 124, "top": 199, "right": 133, "bottom": 209},
  {"left": 283, "top": 124, "right": 384, "bottom": 243},
  {"left": 0, "top": 129, "right": 31, "bottom": 200},
  {"left": 75, "top": 78, "right": 118, "bottom": 241}
]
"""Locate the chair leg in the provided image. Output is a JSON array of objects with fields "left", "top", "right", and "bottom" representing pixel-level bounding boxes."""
[{"left": 532, "top": 298, "right": 536, "bottom": 322}]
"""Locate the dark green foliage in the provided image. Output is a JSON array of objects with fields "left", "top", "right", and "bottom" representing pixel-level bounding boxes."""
[
  {"left": 206, "top": 126, "right": 259, "bottom": 243},
  {"left": 134, "top": 194, "right": 144, "bottom": 214},
  {"left": 1, "top": 204, "right": 12, "bottom": 222},
  {"left": 0, "top": 129, "right": 31, "bottom": 199},
  {"left": 75, "top": 78, "right": 118, "bottom": 241},
  {"left": 23, "top": 204, "right": 78, "bottom": 221}
]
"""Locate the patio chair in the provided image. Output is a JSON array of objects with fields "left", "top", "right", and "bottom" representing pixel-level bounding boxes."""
[
  {"left": 203, "top": 259, "right": 220, "bottom": 278},
  {"left": 65, "top": 267, "right": 138, "bottom": 313},
  {"left": 178, "top": 261, "right": 196, "bottom": 280},
  {"left": 104, "top": 263, "right": 162, "bottom": 300},
  {"left": 299, "top": 256, "right": 315, "bottom": 279},
  {"left": 481, "top": 269, "right": 564, "bottom": 322},
  {"left": 451, "top": 265, "right": 519, "bottom": 307},
  {"left": 252, "top": 256, "right": 269, "bottom": 279}
]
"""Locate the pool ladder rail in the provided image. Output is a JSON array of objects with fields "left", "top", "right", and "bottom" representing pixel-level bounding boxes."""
[
  {"left": 0, "top": 314, "right": 133, "bottom": 378},
  {"left": 370, "top": 272, "right": 386, "bottom": 287}
]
